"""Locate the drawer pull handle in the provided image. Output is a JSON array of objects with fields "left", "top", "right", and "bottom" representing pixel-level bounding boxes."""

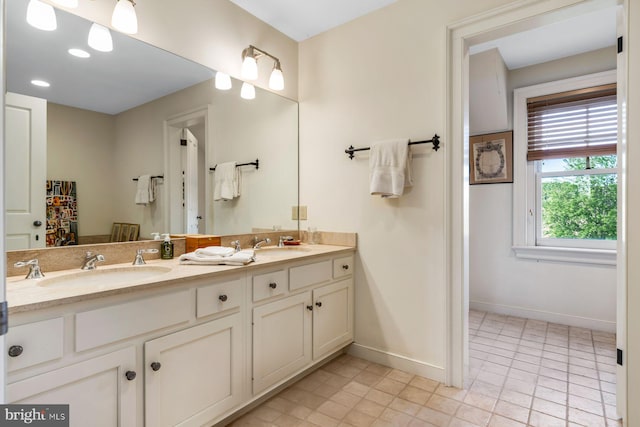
[
  {"left": 306, "top": 305, "right": 313, "bottom": 311},
  {"left": 219, "top": 294, "right": 228, "bottom": 302},
  {"left": 125, "top": 371, "right": 137, "bottom": 381},
  {"left": 269, "top": 282, "right": 277, "bottom": 289},
  {"left": 342, "top": 264, "right": 350, "bottom": 270},
  {"left": 151, "top": 362, "right": 162, "bottom": 371},
  {"left": 8, "top": 345, "right": 23, "bottom": 357},
  {"left": 315, "top": 301, "right": 323, "bottom": 308}
]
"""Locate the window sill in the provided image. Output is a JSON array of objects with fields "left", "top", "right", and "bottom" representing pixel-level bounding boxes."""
[{"left": 512, "top": 246, "right": 616, "bottom": 266}]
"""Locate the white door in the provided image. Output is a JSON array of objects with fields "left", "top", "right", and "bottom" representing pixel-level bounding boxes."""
[
  {"left": 5, "top": 92, "right": 46, "bottom": 249},
  {"left": 181, "top": 128, "right": 199, "bottom": 234}
]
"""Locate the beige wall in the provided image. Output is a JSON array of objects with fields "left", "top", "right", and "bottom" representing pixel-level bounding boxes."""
[
  {"left": 47, "top": 103, "right": 117, "bottom": 236},
  {"left": 46, "top": 0, "right": 299, "bottom": 100}
]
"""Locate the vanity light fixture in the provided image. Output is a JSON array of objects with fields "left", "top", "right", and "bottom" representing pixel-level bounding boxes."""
[
  {"left": 26, "top": 0, "right": 57, "bottom": 31},
  {"left": 68, "top": 48, "right": 91, "bottom": 58},
  {"left": 88, "top": 23, "right": 113, "bottom": 52},
  {"left": 240, "top": 82, "right": 256, "bottom": 100},
  {"left": 215, "top": 72, "right": 232, "bottom": 90},
  {"left": 31, "top": 79, "right": 51, "bottom": 87},
  {"left": 51, "top": 0, "right": 78, "bottom": 8},
  {"left": 111, "top": 0, "right": 138, "bottom": 34},
  {"left": 241, "top": 45, "right": 285, "bottom": 91}
]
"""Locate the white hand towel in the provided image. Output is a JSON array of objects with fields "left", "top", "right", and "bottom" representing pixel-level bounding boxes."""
[
  {"left": 135, "top": 175, "right": 151, "bottom": 205},
  {"left": 179, "top": 249, "right": 255, "bottom": 265},
  {"left": 369, "top": 139, "right": 413, "bottom": 198},
  {"left": 195, "top": 246, "right": 235, "bottom": 257},
  {"left": 214, "top": 162, "right": 240, "bottom": 201}
]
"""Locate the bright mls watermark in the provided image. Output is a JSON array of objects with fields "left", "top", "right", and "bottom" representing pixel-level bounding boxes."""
[{"left": 0, "top": 405, "right": 68, "bottom": 426}]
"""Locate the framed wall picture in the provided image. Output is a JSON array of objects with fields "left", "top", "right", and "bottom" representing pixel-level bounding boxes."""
[
  {"left": 470, "top": 131, "right": 513, "bottom": 185},
  {"left": 119, "top": 224, "right": 130, "bottom": 242},
  {"left": 110, "top": 223, "right": 121, "bottom": 242},
  {"left": 128, "top": 224, "right": 140, "bottom": 241}
]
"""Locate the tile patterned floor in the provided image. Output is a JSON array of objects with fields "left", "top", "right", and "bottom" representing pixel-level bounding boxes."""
[{"left": 228, "top": 310, "right": 621, "bottom": 426}]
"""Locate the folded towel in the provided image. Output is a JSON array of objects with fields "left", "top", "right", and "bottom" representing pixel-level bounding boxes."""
[
  {"left": 369, "top": 139, "right": 413, "bottom": 198},
  {"left": 214, "top": 162, "right": 240, "bottom": 201},
  {"left": 179, "top": 249, "right": 255, "bottom": 266},
  {"left": 135, "top": 175, "right": 156, "bottom": 205},
  {"left": 195, "top": 246, "right": 235, "bottom": 257}
]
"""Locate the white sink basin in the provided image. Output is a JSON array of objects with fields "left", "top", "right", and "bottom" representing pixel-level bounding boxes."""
[{"left": 37, "top": 265, "right": 172, "bottom": 290}]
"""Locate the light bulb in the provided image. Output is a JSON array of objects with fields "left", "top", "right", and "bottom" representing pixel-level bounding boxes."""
[
  {"left": 269, "top": 63, "right": 284, "bottom": 91},
  {"left": 88, "top": 23, "right": 113, "bottom": 52},
  {"left": 68, "top": 48, "right": 91, "bottom": 58},
  {"left": 241, "top": 83, "right": 255, "bottom": 100},
  {"left": 31, "top": 79, "right": 50, "bottom": 87},
  {"left": 215, "top": 72, "right": 232, "bottom": 90},
  {"left": 26, "top": 0, "right": 57, "bottom": 31},
  {"left": 241, "top": 55, "right": 258, "bottom": 80},
  {"left": 51, "top": 0, "right": 78, "bottom": 7},
  {"left": 112, "top": 0, "right": 138, "bottom": 34}
]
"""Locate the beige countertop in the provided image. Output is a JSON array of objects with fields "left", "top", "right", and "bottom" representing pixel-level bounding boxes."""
[{"left": 6, "top": 244, "right": 356, "bottom": 314}]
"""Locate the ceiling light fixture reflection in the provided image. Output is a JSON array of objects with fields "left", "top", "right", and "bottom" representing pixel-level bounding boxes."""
[
  {"left": 68, "top": 48, "right": 91, "bottom": 58},
  {"left": 240, "top": 45, "right": 285, "bottom": 91},
  {"left": 111, "top": 0, "right": 138, "bottom": 34},
  {"left": 88, "top": 23, "right": 113, "bottom": 52},
  {"left": 215, "top": 72, "right": 232, "bottom": 90},
  {"left": 26, "top": 0, "right": 57, "bottom": 31},
  {"left": 31, "top": 79, "right": 51, "bottom": 87},
  {"left": 240, "top": 82, "right": 255, "bottom": 100},
  {"left": 51, "top": 0, "right": 79, "bottom": 8}
]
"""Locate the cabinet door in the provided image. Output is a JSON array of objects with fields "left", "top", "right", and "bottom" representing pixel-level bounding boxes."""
[
  {"left": 252, "top": 292, "right": 312, "bottom": 394},
  {"left": 313, "top": 279, "right": 354, "bottom": 360},
  {"left": 7, "top": 347, "right": 137, "bottom": 427},
  {"left": 145, "top": 313, "right": 243, "bottom": 427}
]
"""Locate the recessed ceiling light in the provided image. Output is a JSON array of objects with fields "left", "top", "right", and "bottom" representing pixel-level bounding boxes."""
[
  {"left": 68, "top": 48, "right": 90, "bottom": 58},
  {"left": 31, "top": 79, "right": 50, "bottom": 87}
]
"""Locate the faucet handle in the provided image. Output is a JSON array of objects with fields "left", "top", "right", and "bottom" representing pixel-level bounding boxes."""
[
  {"left": 133, "top": 248, "right": 159, "bottom": 265},
  {"left": 230, "top": 240, "right": 241, "bottom": 252},
  {"left": 14, "top": 259, "right": 45, "bottom": 279}
]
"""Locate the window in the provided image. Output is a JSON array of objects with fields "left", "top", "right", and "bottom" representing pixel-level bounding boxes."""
[{"left": 512, "top": 71, "right": 617, "bottom": 265}]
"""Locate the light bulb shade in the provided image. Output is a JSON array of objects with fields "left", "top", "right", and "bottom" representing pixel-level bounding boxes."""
[
  {"left": 27, "top": 0, "right": 57, "bottom": 31},
  {"left": 241, "top": 56, "right": 258, "bottom": 80},
  {"left": 241, "top": 83, "right": 256, "bottom": 100},
  {"left": 88, "top": 23, "right": 113, "bottom": 52},
  {"left": 215, "top": 72, "right": 232, "bottom": 90},
  {"left": 112, "top": 0, "right": 138, "bottom": 34},
  {"left": 269, "top": 66, "right": 284, "bottom": 91},
  {"left": 51, "top": 0, "right": 78, "bottom": 8}
]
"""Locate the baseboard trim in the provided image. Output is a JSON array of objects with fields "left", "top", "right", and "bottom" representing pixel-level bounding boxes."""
[
  {"left": 470, "top": 301, "right": 616, "bottom": 333},
  {"left": 348, "top": 343, "right": 445, "bottom": 383}
]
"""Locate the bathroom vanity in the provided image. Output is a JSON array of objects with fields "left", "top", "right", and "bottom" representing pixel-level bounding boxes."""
[{"left": 4, "top": 244, "right": 355, "bottom": 426}]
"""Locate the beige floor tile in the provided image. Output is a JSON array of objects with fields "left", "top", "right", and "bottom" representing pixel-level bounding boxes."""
[
  {"left": 389, "top": 397, "right": 422, "bottom": 416},
  {"left": 399, "top": 385, "right": 433, "bottom": 405},
  {"left": 469, "top": 380, "right": 502, "bottom": 399},
  {"left": 317, "top": 400, "right": 351, "bottom": 420},
  {"left": 375, "top": 378, "right": 407, "bottom": 396},
  {"left": 568, "top": 394, "right": 604, "bottom": 416},
  {"left": 365, "top": 363, "right": 393, "bottom": 377},
  {"left": 407, "top": 418, "right": 439, "bottom": 427},
  {"left": 528, "top": 410, "right": 566, "bottom": 427},
  {"left": 493, "top": 400, "right": 529, "bottom": 424},
  {"left": 274, "top": 413, "right": 304, "bottom": 427},
  {"left": 409, "top": 376, "right": 439, "bottom": 393},
  {"left": 344, "top": 381, "right": 372, "bottom": 397},
  {"left": 433, "top": 384, "right": 466, "bottom": 402},
  {"left": 307, "top": 410, "right": 340, "bottom": 427},
  {"left": 455, "top": 403, "right": 492, "bottom": 426},
  {"left": 448, "top": 417, "right": 482, "bottom": 427},
  {"left": 354, "top": 399, "right": 386, "bottom": 418},
  {"left": 315, "top": 383, "right": 342, "bottom": 399},
  {"left": 415, "top": 407, "right": 452, "bottom": 427},
  {"left": 569, "top": 383, "right": 603, "bottom": 402},
  {"left": 568, "top": 407, "right": 607, "bottom": 426},
  {"left": 252, "top": 406, "right": 283, "bottom": 422},
  {"left": 342, "top": 409, "right": 377, "bottom": 427},
  {"left": 365, "top": 388, "right": 396, "bottom": 406},
  {"left": 387, "top": 369, "right": 415, "bottom": 384},
  {"left": 289, "top": 405, "right": 314, "bottom": 420},
  {"left": 534, "top": 385, "right": 567, "bottom": 404},
  {"left": 487, "top": 414, "right": 526, "bottom": 427},
  {"left": 331, "top": 390, "right": 362, "bottom": 409},
  {"left": 463, "top": 391, "right": 497, "bottom": 412},
  {"left": 498, "top": 389, "right": 531, "bottom": 409},
  {"left": 325, "top": 372, "right": 356, "bottom": 389},
  {"left": 531, "top": 397, "right": 567, "bottom": 419},
  {"left": 379, "top": 407, "right": 414, "bottom": 427},
  {"left": 354, "top": 371, "right": 385, "bottom": 387},
  {"left": 425, "top": 394, "right": 461, "bottom": 416}
]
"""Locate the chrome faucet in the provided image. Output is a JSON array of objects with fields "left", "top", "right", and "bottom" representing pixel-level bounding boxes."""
[
  {"left": 14, "top": 259, "right": 45, "bottom": 279},
  {"left": 252, "top": 237, "right": 271, "bottom": 249},
  {"left": 133, "top": 248, "right": 159, "bottom": 265},
  {"left": 230, "top": 240, "right": 241, "bottom": 252},
  {"left": 81, "top": 252, "right": 105, "bottom": 270}
]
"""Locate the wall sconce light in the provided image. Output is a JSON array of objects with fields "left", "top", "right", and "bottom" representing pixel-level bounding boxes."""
[
  {"left": 112, "top": 0, "right": 138, "bottom": 34},
  {"left": 88, "top": 23, "right": 113, "bottom": 52},
  {"left": 241, "top": 45, "right": 285, "bottom": 91},
  {"left": 26, "top": 0, "right": 57, "bottom": 31},
  {"left": 215, "top": 72, "right": 232, "bottom": 90}
]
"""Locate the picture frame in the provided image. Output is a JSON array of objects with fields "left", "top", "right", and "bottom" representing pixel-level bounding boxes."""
[
  {"left": 119, "top": 223, "right": 130, "bottom": 242},
  {"left": 127, "top": 224, "right": 140, "bottom": 241},
  {"left": 470, "top": 131, "right": 513, "bottom": 185},
  {"left": 110, "top": 223, "right": 121, "bottom": 242}
]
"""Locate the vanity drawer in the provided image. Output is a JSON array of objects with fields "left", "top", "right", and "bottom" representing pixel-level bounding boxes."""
[
  {"left": 197, "top": 277, "right": 243, "bottom": 318},
  {"left": 76, "top": 290, "right": 191, "bottom": 351},
  {"left": 253, "top": 270, "right": 287, "bottom": 302},
  {"left": 289, "top": 260, "right": 332, "bottom": 291},
  {"left": 333, "top": 256, "right": 354, "bottom": 279},
  {"left": 6, "top": 317, "right": 64, "bottom": 372}
]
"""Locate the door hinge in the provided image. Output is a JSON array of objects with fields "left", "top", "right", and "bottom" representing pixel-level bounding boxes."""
[
  {"left": 0, "top": 301, "right": 8, "bottom": 336},
  {"left": 617, "top": 348, "right": 623, "bottom": 366},
  {"left": 618, "top": 36, "right": 623, "bottom": 54}
]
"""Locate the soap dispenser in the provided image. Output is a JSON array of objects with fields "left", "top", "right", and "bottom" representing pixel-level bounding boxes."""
[{"left": 161, "top": 234, "right": 174, "bottom": 259}]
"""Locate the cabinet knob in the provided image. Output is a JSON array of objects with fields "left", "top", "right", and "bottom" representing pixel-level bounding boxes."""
[
  {"left": 8, "top": 345, "right": 23, "bottom": 357},
  {"left": 342, "top": 264, "right": 349, "bottom": 270},
  {"left": 315, "top": 301, "right": 323, "bottom": 308},
  {"left": 269, "top": 282, "right": 277, "bottom": 289},
  {"left": 150, "top": 362, "right": 162, "bottom": 371},
  {"left": 219, "top": 294, "right": 228, "bottom": 302},
  {"left": 125, "top": 371, "right": 137, "bottom": 381},
  {"left": 306, "top": 305, "right": 313, "bottom": 311}
]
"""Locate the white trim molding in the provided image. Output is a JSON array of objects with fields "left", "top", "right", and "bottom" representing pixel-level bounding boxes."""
[{"left": 512, "top": 246, "right": 617, "bottom": 265}]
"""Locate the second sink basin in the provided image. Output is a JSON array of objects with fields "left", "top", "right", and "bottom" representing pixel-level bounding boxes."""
[{"left": 37, "top": 265, "right": 172, "bottom": 290}]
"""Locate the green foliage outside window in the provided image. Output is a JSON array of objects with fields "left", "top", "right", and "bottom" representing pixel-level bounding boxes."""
[{"left": 541, "top": 155, "right": 617, "bottom": 240}]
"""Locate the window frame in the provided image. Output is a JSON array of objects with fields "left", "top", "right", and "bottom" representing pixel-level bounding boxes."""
[{"left": 512, "top": 70, "right": 617, "bottom": 265}]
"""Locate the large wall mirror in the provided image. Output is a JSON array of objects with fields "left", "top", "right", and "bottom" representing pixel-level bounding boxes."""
[{"left": 5, "top": 0, "right": 299, "bottom": 250}]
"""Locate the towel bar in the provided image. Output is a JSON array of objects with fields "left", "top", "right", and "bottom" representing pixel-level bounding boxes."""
[
  {"left": 132, "top": 175, "right": 163, "bottom": 182},
  {"left": 345, "top": 134, "right": 441, "bottom": 159},
  {"left": 210, "top": 159, "right": 259, "bottom": 171}
]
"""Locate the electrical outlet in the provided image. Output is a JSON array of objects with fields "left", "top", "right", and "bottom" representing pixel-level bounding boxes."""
[
  {"left": 291, "top": 206, "right": 298, "bottom": 220},
  {"left": 299, "top": 206, "right": 308, "bottom": 220}
]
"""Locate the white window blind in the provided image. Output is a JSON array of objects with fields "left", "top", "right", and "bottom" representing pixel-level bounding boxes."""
[{"left": 527, "top": 84, "right": 617, "bottom": 161}]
